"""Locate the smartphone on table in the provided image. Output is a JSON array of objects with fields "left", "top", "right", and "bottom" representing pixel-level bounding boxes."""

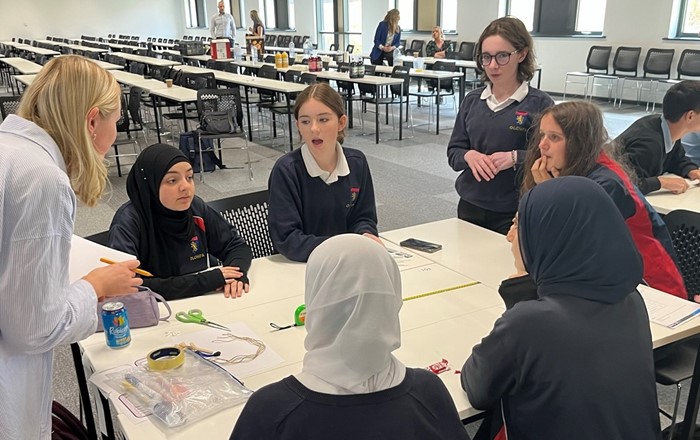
[{"left": 399, "top": 238, "right": 442, "bottom": 253}]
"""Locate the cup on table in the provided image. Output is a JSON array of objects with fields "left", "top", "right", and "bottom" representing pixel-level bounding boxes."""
[{"left": 165, "top": 79, "right": 173, "bottom": 88}]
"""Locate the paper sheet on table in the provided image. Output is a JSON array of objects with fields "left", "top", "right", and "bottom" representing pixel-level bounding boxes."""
[
  {"left": 169, "top": 321, "right": 283, "bottom": 379},
  {"left": 639, "top": 285, "right": 700, "bottom": 328}
]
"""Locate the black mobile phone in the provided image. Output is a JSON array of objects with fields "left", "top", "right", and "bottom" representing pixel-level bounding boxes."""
[{"left": 399, "top": 238, "right": 442, "bottom": 253}]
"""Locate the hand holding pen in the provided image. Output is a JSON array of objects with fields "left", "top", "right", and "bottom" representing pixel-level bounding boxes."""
[{"left": 82, "top": 259, "right": 143, "bottom": 299}]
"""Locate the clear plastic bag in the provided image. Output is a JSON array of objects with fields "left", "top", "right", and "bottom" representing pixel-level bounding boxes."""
[{"left": 107, "top": 349, "right": 253, "bottom": 428}]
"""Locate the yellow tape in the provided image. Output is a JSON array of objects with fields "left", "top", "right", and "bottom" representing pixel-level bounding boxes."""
[
  {"left": 146, "top": 347, "right": 185, "bottom": 371},
  {"left": 403, "top": 281, "right": 480, "bottom": 302}
]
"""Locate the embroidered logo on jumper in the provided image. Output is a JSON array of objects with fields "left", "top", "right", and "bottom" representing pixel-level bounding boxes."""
[
  {"left": 509, "top": 111, "right": 529, "bottom": 132},
  {"left": 190, "top": 236, "right": 200, "bottom": 253},
  {"left": 347, "top": 187, "right": 360, "bottom": 208}
]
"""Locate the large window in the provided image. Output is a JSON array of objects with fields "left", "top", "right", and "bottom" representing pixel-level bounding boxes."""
[
  {"left": 505, "top": 0, "right": 606, "bottom": 36},
  {"left": 185, "top": 0, "right": 207, "bottom": 28},
  {"left": 261, "top": 0, "right": 295, "bottom": 30},
  {"left": 316, "top": 0, "right": 360, "bottom": 51},
  {"left": 676, "top": 0, "right": 700, "bottom": 37},
  {"left": 394, "top": 0, "right": 452, "bottom": 33}
]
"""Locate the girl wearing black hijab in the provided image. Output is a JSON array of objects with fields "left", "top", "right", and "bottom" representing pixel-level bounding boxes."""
[
  {"left": 461, "top": 177, "right": 660, "bottom": 440},
  {"left": 109, "top": 144, "right": 253, "bottom": 300}
]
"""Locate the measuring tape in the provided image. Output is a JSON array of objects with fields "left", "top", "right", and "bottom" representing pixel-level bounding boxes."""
[{"left": 403, "top": 281, "right": 480, "bottom": 302}]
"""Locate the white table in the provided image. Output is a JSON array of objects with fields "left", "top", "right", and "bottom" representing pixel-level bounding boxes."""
[
  {"left": 75, "top": 221, "right": 700, "bottom": 439},
  {"left": 646, "top": 182, "right": 700, "bottom": 215},
  {"left": 113, "top": 53, "right": 181, "bottom": 67}
]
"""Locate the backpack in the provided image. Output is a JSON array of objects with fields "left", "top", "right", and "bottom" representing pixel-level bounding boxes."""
[
  {"left": 178, "top": 131, "right": 225, "bottom": 173},
  {"left": 51, "top": 401, "right": 89, "bottom": 440}
]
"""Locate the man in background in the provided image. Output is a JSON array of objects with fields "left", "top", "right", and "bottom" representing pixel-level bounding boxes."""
[{"left": 210, "top": 1, "right": 236, "bottom": 45}]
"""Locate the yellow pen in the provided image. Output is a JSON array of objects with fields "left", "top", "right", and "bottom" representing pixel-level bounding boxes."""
[{"left": 100, "top": 257, "right": 153, "bottom": 277}]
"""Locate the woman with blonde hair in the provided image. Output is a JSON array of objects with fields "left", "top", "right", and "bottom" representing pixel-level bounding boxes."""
[
  {"left": 0, "top": 55, "right": 143, "bottom": 438},
  {"left": 248, "top": 9, "right": 265, "bottom": 36},
  {"left": 426, "top": 26, "right": 451, "bottom": 59},
  {"left": 370, "top": 8, "right": 401, "bottom": 65}
]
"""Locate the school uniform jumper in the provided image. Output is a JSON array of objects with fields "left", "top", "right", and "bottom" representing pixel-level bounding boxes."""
[
  {"left": 230, "top": 369, "right": 470, "bottom": 440},
  {"left": 616, "top": 114, "right": 698, "bottom": 194},
  {"left": 268, "top": 147, "right": 378, "bottom": 262},
  {"left": 109, "top": 196, "right": 252, "bottom": 299},
  {"left": 447, "top": 86, "right": 553, "bottom": 230}
]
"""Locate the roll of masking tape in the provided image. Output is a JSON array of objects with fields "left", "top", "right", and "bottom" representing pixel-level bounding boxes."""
[
  {"left": 147, "top": 347, "right": 185, "bottom": 371},
  {"left": 294, "top": 304, "right": 306, "bottom": 326}
]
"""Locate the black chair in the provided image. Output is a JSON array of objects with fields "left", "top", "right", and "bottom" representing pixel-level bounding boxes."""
[
  {"left": 195, "top": 88, "right": 252, "bottom": 181},
  {"left": 329, "top": 43, "right": 338, "bottom": 51},
  {"left": 346, "top": 44, "right": 355, "bottom": 54},
  {"left": 110, "top": 89, "right": 145, "bottom": 177},
  {"left": 620, "top": 48, "right": 675, "bottom": 112},
  {"left": 589, "top": 46, "right": 642, "bottom": 105},
  {"left": 562, "top": 45, "right": 613, "bottom": 100},
  {"left": 292, "top": 35, "right": 303, "bottom": 47},
  {"left": 458, "top": 41, "right": 475, "bottom": 61},
  {"left": 654, "top": 209, "right": 700, "bottom": 438},
  {"left": 653, "top": 49, "right": 700, "bottom": 112},
  {"left": 361, "top": 68, "right": 414, "bottom": 137},
  {"left": 206, "top": 190, "right": 276, "bottom": 259},
  {"left": 0, "top": 96, "right": 21, "bottom": 120},
  {"left": 405, "top": 40, "right": 424, "bottom": 57}
]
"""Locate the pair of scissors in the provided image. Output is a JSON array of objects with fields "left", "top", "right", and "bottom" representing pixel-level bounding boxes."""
[{"left": 175, "top": 309, "right": 230, "bottom": 331}]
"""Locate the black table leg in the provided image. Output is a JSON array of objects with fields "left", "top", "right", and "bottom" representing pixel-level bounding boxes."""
[
  {"left": 244, "top": 86, "right": 253, "bottom": 141},
  {"left": 399, "top": 82, "right": 403, "bottom": 140},
  {"left": 287, "top": 92, "right": 293, "bottom": 151},
  {"left": 436, "top": 77, "right": 441, "bottom": 135},
  {"left": 152, "top": 94, "right": 162, "bottom": 143},
  {"left": 375, "top": 84, "right": 380, "bottom": 144}
]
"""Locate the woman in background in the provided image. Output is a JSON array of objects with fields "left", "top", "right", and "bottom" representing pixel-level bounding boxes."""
[
  {"left": 426, "top": 26, "right": 451, "bottom": 58},
  {"left": 231, "top": 234, "right": 470, "bottom": 440},
  {"left": 109, "top": 144, "right": 252, "bottom": 300},
  {"left": 446, "top": 16, "right": 553, "bottom": 234},
  {"left": 249, "top": 10, "right": 265, "bottom": 36},
  {"left": 0, "top": 55, "right": 142, "bottom": 439},
  {"left": 370, "top": 9, "right": 401, "bottom": 65}
]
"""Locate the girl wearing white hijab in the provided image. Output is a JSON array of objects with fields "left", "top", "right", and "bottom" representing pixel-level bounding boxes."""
[{"left": 230, "top": 234, "right": 470, "bottom": 440}]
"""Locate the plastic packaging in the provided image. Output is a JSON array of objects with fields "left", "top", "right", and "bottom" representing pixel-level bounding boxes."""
[
  {"left": 393, "top": 47, "right": 403, "bottom": 66},
  {"left": 288, "top": 41, "right": 295, "bottom": 61},
  {"left": 108, "top": 349, "right": 253, "bottom": 429},
  {"left": 233, "top": 43, "right": 241, "bottom": 61},
  {"left": 251, "top": 45, "right": 258, "bottom": 63},
  {"left": 281, "top": 51, "right": 289, "bottom": 68},
  {"left": 303, "top": 39, "right": 312, "bottom": 56}
]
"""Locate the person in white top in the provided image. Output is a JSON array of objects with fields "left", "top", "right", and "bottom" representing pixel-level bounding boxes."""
[
  {"left": 0, "top": 55, "right": 143, "bottom": 440},
  {"left": 210, "top": 0, "right": 237, "bottom": 43}
]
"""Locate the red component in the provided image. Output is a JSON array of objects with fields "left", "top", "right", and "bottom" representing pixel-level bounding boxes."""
[{"left": 426, "top": 358, "right": 450, "bottom": 374}]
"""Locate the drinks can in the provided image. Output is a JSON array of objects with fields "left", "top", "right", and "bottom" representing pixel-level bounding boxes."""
[{"left": 102, "top": 302, "right": 131, "bottom": 349}]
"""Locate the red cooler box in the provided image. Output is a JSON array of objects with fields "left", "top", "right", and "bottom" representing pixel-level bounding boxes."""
[{"left": 211, "top": 39, "right": 231, "bottom": 60}]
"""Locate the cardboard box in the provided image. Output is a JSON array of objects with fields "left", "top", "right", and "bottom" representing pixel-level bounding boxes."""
[{"left": 245, "top": 36, "right": 264, "bottom": 62}]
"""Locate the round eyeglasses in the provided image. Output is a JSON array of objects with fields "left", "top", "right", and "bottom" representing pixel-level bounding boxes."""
[{"left": 480, "top": 49, "right": 519, "bottom": 66}]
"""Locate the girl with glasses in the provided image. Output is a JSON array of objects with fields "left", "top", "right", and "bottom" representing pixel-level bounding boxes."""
[{"left": 447, "top": 17, "right": 553, "bottom": 235}]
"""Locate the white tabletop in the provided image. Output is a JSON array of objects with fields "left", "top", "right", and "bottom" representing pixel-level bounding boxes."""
[
  {"left": 149, "top": 86, "right": 198, "bottom": 103},
  {"left": 312, "top": 70, "right": 404, "bottom": 86},
  {"left": 113, "top": 53, "right": 180, "bottom": 67},
  {"left": 13, "top": 74, "right": 36, "bottom": 86},
  {"left": 645, "top": 181, "right": 700, "bottom": 215},
  {"left": 1, "top": 57, "right": 43, "bottom": 74},
  {"left": 173, "top": 64, "right": 307, "bottom": 93},
  {"left": 77, "top": 219, "right": 700, "bottom": 438}
]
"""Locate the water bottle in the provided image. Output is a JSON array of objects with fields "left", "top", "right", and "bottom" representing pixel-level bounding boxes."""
[
  {"left": 289, "top": 41, "right": 295, "bottom": 62},
  {"left": 393, "top": 46, "right": 402, "bottom": 66},
  {"left": 303, "top": 40, "right": 311, "bottom": 57},
  {"left": 251, "top": 45, "right": 258, "bottom": 63},
  {"left": 233, "top": 43, "right": 241, "bottom": 61}
]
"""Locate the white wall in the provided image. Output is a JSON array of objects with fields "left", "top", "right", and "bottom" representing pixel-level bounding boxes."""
[
  {"left": 1, "top": 0, "right": 694, "bottom": 97},
  {"left": 0, "top": 0, "right": 185, "bottom": 41}
]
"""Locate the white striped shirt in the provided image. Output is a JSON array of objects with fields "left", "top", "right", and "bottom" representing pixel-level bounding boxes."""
[{"left": 0, "top": 115, "right": 97, "bottom": 439}]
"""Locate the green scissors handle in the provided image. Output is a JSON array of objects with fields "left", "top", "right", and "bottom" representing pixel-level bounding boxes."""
[{"left": 176, "top": 309, "right": 230, "bottom": 331}]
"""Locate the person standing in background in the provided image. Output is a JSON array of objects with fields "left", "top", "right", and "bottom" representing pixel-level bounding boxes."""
[
  {"left": 370, "top": 9, "right": 401, "bottom": 66},
  {"left": 447, "top": 16, "right": 553, "bottom": 234},
  {"left": 211, "top": 1, "right": 237, "bottom": 45},
  {"left": 248, "top": 10, "right": 265, "bottom": 36}
]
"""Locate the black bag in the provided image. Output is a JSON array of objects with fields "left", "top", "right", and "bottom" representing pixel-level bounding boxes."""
[
  {"left": 200, "top": 110, "right": 235, "bottom": 134},
  {"left": 51, "top": 401, "right": 89, "bottom": 440},
  {"left": 178, "top": 131, "right": 225, "bottom": 173}
]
